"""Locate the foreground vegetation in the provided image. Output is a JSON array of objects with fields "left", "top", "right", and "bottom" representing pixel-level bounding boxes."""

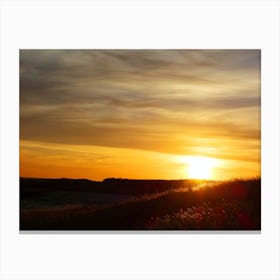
[{"left": 20, "top": 178, "right": 260, "bottom": 230}]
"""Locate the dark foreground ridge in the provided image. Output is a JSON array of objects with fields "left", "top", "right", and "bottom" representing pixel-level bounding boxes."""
[{"left": 20, "top": 178, "right": 261, "bottom": 231}]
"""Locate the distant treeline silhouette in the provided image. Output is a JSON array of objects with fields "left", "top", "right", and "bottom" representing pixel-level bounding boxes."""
[{"left": 20, "top": 177, "right": 202, "bottom": 197}]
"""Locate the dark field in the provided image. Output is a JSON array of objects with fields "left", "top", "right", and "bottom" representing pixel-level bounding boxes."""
[{"left": 20, "top": 178, "right": 261, "bottom": 230}]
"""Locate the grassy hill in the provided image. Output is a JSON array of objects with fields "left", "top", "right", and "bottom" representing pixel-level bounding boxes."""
[{"left": 20, "top": 178, "right": 260, "bottom": 230}]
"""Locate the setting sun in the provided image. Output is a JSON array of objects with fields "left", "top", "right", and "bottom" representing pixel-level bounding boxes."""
[
  {"left": 185, "top": 156, "right": 219, "bottom": 180},
  {"left": 180, "top": 156, "right": 218, "bottom": 180},
  {"left": 173, "top": 155, "right": 220, "bottom": 180}
]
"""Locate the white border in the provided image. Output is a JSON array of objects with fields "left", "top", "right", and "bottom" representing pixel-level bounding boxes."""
[{"left": 1, "top": 1, "right": 279, "bottom": 280}]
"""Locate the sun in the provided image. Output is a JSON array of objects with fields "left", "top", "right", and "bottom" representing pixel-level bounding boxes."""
[
  {"left": 173, "top": 155, "right": 220, "bottom": 180},
  {"left": 185, "top": 156, "right": 218, "bottom": 180},
  {"left": 187, "top": 156, "right": 218, "bottom": 179}
]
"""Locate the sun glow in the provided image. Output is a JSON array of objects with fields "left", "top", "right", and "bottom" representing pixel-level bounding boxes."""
[
  {"left": 187, "top": 156, "right": 219, "bottom": 179},
  {"left": 175, "top": 155, "right": 220, "bottom": 180}
]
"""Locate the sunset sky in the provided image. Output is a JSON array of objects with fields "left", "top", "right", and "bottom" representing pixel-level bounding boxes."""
[{"left": 20, "top": 50, "right": 260, "bottom": 180}]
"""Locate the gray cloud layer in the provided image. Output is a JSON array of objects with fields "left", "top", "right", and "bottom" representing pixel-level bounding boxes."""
[{"left": 20, "top": 50, "right": 260, "bottom": 160}]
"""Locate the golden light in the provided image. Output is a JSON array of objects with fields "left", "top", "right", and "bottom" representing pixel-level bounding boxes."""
[
  {"left": 174, "top": 155, "right": 220, "bottom": 180},
  {"left": 186, "top": 156, "right": 219, "bottom": 179}
]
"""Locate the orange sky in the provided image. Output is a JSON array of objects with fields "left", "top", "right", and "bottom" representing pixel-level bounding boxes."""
[{"left": 20, "top": 50, "right": 261, "bottom": 180}]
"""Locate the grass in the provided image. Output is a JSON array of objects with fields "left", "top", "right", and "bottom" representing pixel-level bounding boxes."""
[{"left": 20, "top": 178, "right": 260, "bottom": 230}]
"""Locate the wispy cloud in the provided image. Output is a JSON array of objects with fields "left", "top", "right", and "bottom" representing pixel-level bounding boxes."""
[{"left": 20, "top": 50, "right": 260, "bottom": 179}]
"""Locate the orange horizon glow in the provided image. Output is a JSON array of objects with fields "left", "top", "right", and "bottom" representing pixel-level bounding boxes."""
[
  {"left": 20, "top": 140, "right": 260, "bottom": 181},
  {"left": 20, "top": 50, "right": 261, "bottom": 181}
]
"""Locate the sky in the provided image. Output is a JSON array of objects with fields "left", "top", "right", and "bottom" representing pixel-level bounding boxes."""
[{"left": 20, "top": 50, "right": 260, "bottom": 180}]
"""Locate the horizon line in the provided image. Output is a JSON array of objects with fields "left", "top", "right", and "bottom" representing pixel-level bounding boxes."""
[{"left": 20, "top": 176, "right": 260, "bottom": 182}]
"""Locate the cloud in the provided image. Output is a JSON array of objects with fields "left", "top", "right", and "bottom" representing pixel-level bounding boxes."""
[{"left": 20, "top": 50, "right": 261, "bottom": 163}]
